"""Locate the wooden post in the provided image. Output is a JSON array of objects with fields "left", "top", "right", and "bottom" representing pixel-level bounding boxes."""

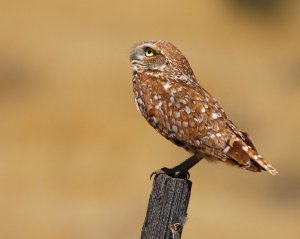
[{"left": 140, "top": 174, "right": 192, "bottom": 239}]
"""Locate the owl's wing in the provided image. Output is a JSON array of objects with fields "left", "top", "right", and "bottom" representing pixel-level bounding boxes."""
[
  {"left": 171, "top": 84, "right": 236, "bottom": 157},
  {"left": 176, "top": 84, "right": 277, "bottom": 175}
]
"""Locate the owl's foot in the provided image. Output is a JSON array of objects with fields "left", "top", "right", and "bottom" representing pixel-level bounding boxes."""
[
  {"left": 150, "top": 167, "right": 190, "bottom": 180},
  {"left": 150, "top": 155, "right": 203, "bottom": 180}
]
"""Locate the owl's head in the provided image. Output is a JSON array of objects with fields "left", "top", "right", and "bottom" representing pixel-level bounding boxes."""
[{"left": 130, "top": 40, "right": 195, "bottom": 81}]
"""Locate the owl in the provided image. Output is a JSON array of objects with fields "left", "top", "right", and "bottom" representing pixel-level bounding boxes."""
[{"left": 130, "top": 40, "right": 278, "bottom": 176}]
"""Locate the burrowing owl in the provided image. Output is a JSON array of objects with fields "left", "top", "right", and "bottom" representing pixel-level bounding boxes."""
[{"left": 130, "top": 40, "right": 278, "bottom": 176}]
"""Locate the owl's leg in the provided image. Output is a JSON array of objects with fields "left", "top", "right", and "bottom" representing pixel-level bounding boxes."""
[{"left": 150, "top": 155, "right": 203, "bottom": 179}]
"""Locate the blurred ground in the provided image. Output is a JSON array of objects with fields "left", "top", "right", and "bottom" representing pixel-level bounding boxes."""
[{"left": 0, "top": 0, "right": 299, "bottom": 238}]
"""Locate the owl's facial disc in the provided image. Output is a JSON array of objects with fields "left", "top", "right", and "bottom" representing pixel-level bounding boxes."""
[{"left": 130, "top": 42, "right": 168, "bottom": 73}]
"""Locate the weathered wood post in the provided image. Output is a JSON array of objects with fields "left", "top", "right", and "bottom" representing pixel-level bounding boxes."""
[{"left": 140, "top": 174, "right": 192, "bottom": 239}]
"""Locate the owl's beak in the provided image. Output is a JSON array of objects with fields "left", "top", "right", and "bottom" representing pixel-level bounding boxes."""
[
  {"left": 130, "top": 50, "right": 138, "bottom": 62},
  {"left": 130, "top": 46, "right": 143, "bottom": 62}
]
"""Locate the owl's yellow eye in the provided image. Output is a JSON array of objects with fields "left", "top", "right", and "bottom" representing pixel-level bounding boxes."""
[{"left": 145, "top": 47, "right": 155, "bottom": 57}]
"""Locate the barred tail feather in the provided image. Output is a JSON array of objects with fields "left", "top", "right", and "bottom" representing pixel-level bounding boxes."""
[
  {"left": 224, "top": 136, "right": 278, "bottom": 176},
  {"left": 250, "top": 155, "right": 278, "bottom": 176}
]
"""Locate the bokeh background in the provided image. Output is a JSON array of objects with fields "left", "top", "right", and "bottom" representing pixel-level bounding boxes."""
[{"left": 0, "top": 0, "right": 299, "bottom": 238}]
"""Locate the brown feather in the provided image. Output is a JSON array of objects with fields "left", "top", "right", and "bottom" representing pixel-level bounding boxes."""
[
  {"left": 226, "top": 139, "right": 251, "bottom": 165},
  {"left": 130, "top": 40, "right": 278, "bottom": 175}
]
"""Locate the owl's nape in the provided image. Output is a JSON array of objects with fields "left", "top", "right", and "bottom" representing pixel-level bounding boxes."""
[{"left": 130, "top": 40, "right": 278, "bottom": 176}]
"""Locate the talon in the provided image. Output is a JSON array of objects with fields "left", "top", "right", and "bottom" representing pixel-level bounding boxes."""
[
  {"left": 150, "top": 167, "right": 190, "bottom": 180},
  {"left": 150, "top": 167, "right": 168, "bottom": 180},
  {"left": 150, "top": 172, "right": 155, "bottom": 180},
  {"left": 174, "top": 169, "right": 190, "bottom": 179},
  {"left": 182, "top": 170, "right": 190, "bottom": 179}
]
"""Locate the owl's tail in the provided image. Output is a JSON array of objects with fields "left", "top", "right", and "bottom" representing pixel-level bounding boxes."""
[
  {"left": 251, "top": 155, "right": 278, "bottom": 175},
  {"left": 223, "top": 135, "right": 278, "bottom": 176}
]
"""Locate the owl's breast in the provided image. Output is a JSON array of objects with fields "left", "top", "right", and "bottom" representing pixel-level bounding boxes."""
[
  {"left": 134, "top": 90, "right": 165, "bottom": 131},
  {"left": 133, "top": 77, "right": 176, "bottom": 137},
  {"left": 133, "top": 75, "right": 230, "bottom": 158},
  {"left": 134, "top": 82, "right": 207, "bottom": 156}
]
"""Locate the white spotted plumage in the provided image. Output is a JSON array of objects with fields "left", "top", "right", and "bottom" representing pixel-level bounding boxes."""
[{"left": 130, "top": 40, "right": 278, "bottom": 175}]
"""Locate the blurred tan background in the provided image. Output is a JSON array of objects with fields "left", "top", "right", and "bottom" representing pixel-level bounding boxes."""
[{"left": 0, "top": 0, "right": 299, "bottom": 238}]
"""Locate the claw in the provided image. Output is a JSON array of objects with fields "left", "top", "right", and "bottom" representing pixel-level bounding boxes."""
[
  {"left": 150, "top": 167, "right": 190, "bottom": 180},
  {"left": 150, "top": 168, "right": 166, "bottom": 180}
]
